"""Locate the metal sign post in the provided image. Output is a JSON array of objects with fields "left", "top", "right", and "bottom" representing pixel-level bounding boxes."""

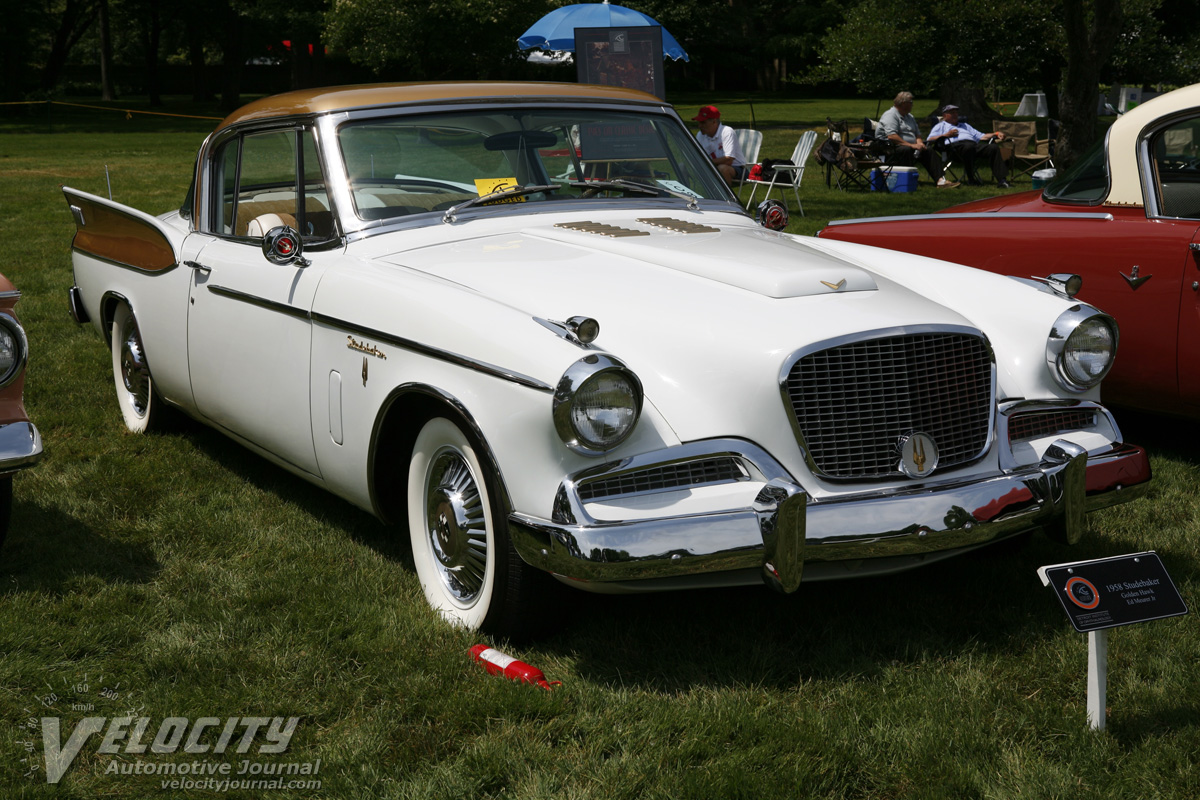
[
  {"left": 1038, "top": 551, "right": 1187, "bottom": 731},
  {"left": 1086, "top": 629, "right": 1107, "bottom": 730}
]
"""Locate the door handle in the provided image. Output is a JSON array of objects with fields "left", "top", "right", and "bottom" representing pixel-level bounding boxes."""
[{"left": 184, "top": 260, "right": 211, "bottom": 273}]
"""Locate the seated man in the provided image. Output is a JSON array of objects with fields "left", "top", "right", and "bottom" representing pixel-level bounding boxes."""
[
  {"left": 928, "top": 104, "right": 1012, "bottom": 188},
  {"left": 873, "top": 91, "right": 959, "bottom": 188},
  {"left": 692, "top": 105, "right": 748, "bottom": 186}
]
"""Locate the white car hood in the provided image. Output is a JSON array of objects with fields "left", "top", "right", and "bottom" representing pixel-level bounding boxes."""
[{"left": 376, "top": 214, "right": 980, "bottom": 444}]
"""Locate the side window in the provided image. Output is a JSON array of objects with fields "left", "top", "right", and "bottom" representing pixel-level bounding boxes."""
[
  {"left": 209, "top": 128, "right": 334, "bottom": 241},
  {"left": 1152, "top": 117, "right": 1200, "bottom": 219}
]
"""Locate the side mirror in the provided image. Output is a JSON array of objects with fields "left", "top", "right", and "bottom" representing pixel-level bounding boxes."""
[
  {"left": 262, "top": 226, "right": 311, "bottom": 267},
  {"left": 756, "top": 199, "right": 789, "bottom": 231}
]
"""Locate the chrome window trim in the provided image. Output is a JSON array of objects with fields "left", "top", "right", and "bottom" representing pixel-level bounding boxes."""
[
  {"left": 318, "top": 100, "right": 739, "bottom": 239},
  {"left": 199, "top": 121, "right": 344, "bottom": 246},
  {"left": 824, "top": 211, "right": 1114, "bottom": 228},
  {"left": 777, "top": 324, "right": 997, "bottom": 481},
  {"left": 0, "top": 312, "right": 29, "bottom": 388},
  {"left": 1138, "top": 107, "right": 1200, "bottom": 221}
]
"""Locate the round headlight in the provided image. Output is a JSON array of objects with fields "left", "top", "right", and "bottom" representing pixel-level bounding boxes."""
[
  {"left": 0, "top": 314, "right": 27, "bottom": 388},
  {"left": 1047, "top": 307, "right": 1117, "bottom": 391},
  {"left": 554, "top": 355, "right": 643, "bottom": 455}
]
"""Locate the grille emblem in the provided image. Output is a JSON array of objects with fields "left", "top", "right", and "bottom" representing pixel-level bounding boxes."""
[
  {"left": 821, "top": 279, "right": 847, "bottom": 291},
  {"left": 897, "top": 432, "right": 939, "bottom": 478}
]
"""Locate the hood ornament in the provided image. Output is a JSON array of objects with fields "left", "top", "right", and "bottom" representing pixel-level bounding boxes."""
[
  {"left": 821, "top": 279, "right": 847, "bottom": 291},
  {"left": 1120, "top": 265, "right": 1152, "bottom": 290}
]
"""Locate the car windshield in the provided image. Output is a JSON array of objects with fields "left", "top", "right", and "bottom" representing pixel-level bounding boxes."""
[
  {"left": 336, "top": 107, "right": 735, "bottom": 221},
  {"left": 1042, "top": 139, "right": 1108, "bottom": 204}
]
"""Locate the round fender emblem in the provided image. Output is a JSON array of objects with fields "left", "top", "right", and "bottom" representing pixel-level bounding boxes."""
[{"left": 897, "top": 431, "right": 939, "bottom": 479}]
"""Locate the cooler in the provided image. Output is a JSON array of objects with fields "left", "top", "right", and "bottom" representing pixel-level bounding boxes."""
[{"left": 870, "top": 166, "right": 919, "bottom": 192}]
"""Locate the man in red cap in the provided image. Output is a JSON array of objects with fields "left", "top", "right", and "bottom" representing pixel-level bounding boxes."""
[{"left": 692, "top": 105, "right": 747, "bottom": 186}]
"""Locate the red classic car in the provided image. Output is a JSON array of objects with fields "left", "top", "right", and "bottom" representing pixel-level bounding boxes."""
[
  {"left": 818, "top": 83, "right": 1200, "bottom": 417},
  {"left": 0, "top": 274, "right": 42, "bottom": 546}
]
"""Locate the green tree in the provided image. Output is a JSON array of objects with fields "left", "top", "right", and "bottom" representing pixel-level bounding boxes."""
[{"left": 325, "top": 0, "right": 547, "bottom": 80}]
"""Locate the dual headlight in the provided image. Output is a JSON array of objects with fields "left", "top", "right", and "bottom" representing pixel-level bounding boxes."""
[
  {"left": 0, "top": 313, "right": 28, "bottom": 388},
  {"left": 553, "top": 354, "right": 643, "bottom": 455},
  {"left": 1047, "top": 305, "right": 1118, "bottom": 392}
]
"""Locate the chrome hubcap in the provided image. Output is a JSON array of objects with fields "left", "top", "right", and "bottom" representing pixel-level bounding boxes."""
[
  {"left": 424, "top": 449, "right": 488, "bottom": 603},
  {"left": 120, "top": 325, "right": 150, "bottom": 417}
]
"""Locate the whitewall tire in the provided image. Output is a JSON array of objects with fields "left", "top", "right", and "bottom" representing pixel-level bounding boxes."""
[
  {"left": 111, "top": 303, "right": 160, "bottom": 433},
  {"left": 408, "top": 417, "right": 500, "bottom": 630}
]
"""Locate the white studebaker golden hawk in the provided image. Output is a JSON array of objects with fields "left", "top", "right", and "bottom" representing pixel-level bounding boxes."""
[{"left": 64, "top": 83, "right": 1150, "bottom": 637}]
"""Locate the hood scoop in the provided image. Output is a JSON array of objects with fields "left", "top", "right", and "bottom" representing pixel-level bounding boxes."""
[
  {"left": 636, "top": 217, "right": 720, "bottom": 234},
  {"left": 532, "top": 220, "right": 878, "bottom": 299},
  {"left": 554, "top": 221, "right": 650, "bottom": 238}
]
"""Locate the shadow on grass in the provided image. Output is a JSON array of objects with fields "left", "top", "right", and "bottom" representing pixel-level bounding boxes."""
[
  {"left": 177, "top": 416, "right": 411, "bottom": 567},
  {"left": 1, "top": 502, "right": 160, "bottom": 595},
  {"left": 542, "top": 516, "right": 1193, "bottom": 693}
]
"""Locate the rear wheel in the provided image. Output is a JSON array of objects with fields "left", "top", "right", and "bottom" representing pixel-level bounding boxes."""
[
  {"left": 111, "top": 303, "right": 161, "bottom": 433},
  {"left": 406, "top": 416, "right": 557, "bottom": 637}
]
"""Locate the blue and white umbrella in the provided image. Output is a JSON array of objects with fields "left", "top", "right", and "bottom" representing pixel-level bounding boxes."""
[{"left": 517, "top": 1, "right": 689, "bottom": 61}]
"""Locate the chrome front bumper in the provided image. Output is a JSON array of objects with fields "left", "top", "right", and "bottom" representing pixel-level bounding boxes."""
[
  {"left": 508, "top": 439, "right": 1151, "bottom": 593},
  {"left": 0, "top": 421, "right": 42, "bottom": 475}
]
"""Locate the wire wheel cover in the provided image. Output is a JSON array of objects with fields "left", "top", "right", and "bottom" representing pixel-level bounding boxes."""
[
  {"left": 120, "top": 324, "right": 151, "bottom": 417},
  {"left": 423, "top": 448, "right": 489, "bottom": 603}
]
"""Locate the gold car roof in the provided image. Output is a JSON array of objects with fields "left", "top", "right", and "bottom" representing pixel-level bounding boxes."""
[{"left": 216, "top": 82, "right": 667, "bottom": 130}]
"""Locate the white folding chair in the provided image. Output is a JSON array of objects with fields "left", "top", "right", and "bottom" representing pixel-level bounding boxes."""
[
  {"left": 731, "top": 129, "right": 762, "bottom": 197},
  {"left": 744, "top": 130, "right": 817, "bottom": 216}
]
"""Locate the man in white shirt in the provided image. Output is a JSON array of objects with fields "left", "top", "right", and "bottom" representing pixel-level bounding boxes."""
[
  {"left": 928, "top": 104, "right": 1012, "bottom": 188},
  {"left": 693, "top": 105, "right": 747, "bottom": 186}
]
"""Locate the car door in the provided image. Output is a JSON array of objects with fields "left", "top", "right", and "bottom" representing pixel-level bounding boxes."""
[
  {"left": 186, "top": 125, "right": 338, "bottom": 477},
  {"left": 1143, "top": 115, "right": 1200, "bottom": 408}
]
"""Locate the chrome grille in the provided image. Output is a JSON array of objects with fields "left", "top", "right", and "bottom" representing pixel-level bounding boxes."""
[
  {"left": 577, "top": 457, "right": 748, "bottom": 502},
  {"left": 785, "top": 332, "right": 993, "bottom": 479},
  {"left": 1008, "top": 410, "right": 1097, "bottom": 442}
]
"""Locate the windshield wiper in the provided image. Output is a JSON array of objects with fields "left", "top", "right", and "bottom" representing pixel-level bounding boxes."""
[
  {"left": 569, "top": 178, "right": 700, "bottom": 209},
  {"left": 569, "top": 178, "right": 659, "bottom": 197},
  {"left": 442, "top": 184, "right": 562, "bottom": 224}
]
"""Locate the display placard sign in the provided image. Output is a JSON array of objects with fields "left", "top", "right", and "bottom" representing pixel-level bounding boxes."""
[
  {"left": 1039, "top": 552, "right": 1187, "bottom": 632},
  {"left": 575, "top": 26, "right": 666, "bottom": 100}
]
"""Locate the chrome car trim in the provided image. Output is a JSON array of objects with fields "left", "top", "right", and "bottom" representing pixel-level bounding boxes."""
[
  {"left": 777, "top": 325, "right": 996, "bottom": 481},
  {"left": 0, "top": 290, "right": 21, "bottom": 300},
  {"left": 0, "top": 313, "right": 29, "bottom": 388},
  {"left": 207, "top": 285, "right": 313, "bottom": 322},
  {"left": 552, "top": 354, "right": 644, "bottom": 455},
  {"left": 0, "top": 421, "right": 44, "bottom": 474},
  {"left": 67, "top": 286, "right": 89, "bottom": 325},
  {"left": 824, "top": 212, "right": 1115, "bottom": 227},
  {"left": 71, "top": 246, "right": 181, "bottom": 275},
  {"left": 534, "top": 317, "right": 599, "bottom": 350},
  {"left": 509, "top": 440, "right": 1150, "bottom": 587},
  {"left": 367, "top": 383, "right": 514, "bottom": 524},
  {"left": 312, "top": 312, "right": 554, "bottom": 394},
  {"left": 1045, "top": 305, "right": 1119, "bottom": 392},
  {"left": 555, "top": 438, "right": 791, "bottom": 524}
]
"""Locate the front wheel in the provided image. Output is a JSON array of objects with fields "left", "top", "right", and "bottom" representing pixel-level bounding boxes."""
[
  {"left": 406, "top": 416, "right": 557, "bottom": 637},
  {"left": 110, "top": 303, "right": 161, "bottom": 433}
]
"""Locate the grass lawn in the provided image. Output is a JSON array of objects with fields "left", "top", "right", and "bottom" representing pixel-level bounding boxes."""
[{"left": 0, "top": 96, "right": 1196, "bottom": 799}]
